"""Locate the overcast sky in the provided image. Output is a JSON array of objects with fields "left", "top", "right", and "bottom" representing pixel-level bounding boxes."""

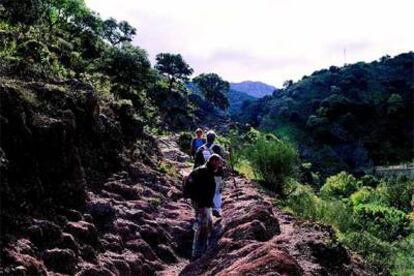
[{"left": 86, "top": 0, "right": 413, "bottom": 87}]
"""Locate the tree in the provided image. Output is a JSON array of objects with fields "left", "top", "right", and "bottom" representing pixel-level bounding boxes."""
[
  {"left": 1, "top": 0, "right": 48, "bottom": 27},
  {"left": 154, "top": 53, "right": 193, "bottom": 92},
  {"left": 193, "top": 73, "right": 230, "bottom": 110},
  {"left": 100, "top": 44, "right": 152, "bottom": 92},
  {"left": 283, "top": 80, "right": 293, "bottom": 88},
  {"left": 103, "top": 18, "right": 136, "bottom": 46}
]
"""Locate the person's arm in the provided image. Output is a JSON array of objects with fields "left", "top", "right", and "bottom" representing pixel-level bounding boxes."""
[
  {"left": 208, "top": 176, "right": 216, "bottom": 207},
  {"left": 193, "top": 147, "right": 204, "bottom": 168},
  {"left": 190, "top": 139, "right": 195, "bottom": 156},
  {"left": 185, "top": 169, "right": 200, "bottom": 200}
]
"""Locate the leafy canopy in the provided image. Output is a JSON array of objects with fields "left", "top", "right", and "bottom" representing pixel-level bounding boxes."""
[
  {"left": 155, "top": 53, "right": 193, "bottom": 92},
  {"left": 193, "top": 73, "right": 230, "bottom": 110}
]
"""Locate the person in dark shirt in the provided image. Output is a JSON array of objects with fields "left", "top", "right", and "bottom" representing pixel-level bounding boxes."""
[
  {"left": 185, "top": 154, "right": 224, "bottom": 259},
  {"left": 190, "top": 128, "right": 206, "bottom": 157},
  {"left": 193, "top": 130, "right": 224, "bottom": 218}
]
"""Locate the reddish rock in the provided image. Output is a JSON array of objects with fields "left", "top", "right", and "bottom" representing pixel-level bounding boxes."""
[
  {"left": 4, "top": 250, "right": 47, "bottom": 275},
  {"left": 42, "top": 248, "right": 77, "bottom": 274},
  {"left": 75, "top": 265, "right": 115, "bottom": 276},
  {"left": 103, "top": 182, "right": 141, "bottom": 200},
  {"left": 60, "top": 232, "right": 80, "bottom": 253},
  {"left": 154, "top": 244, "right": 178, "bottom": 264},
  {"left": 218, "top": 247, "right": 302, "bottom": 276},
  {"left": 125, "top": 239, "right": 159, "bottom": 261},
  {"left": 65, "top": 221, "right": 99, "bottom": 246},
  {"left": 26, "top": 220, "right": 63, "bottom": 247},
  {"left": 224, "top": 219, "right": 272, "bottom": 242}
]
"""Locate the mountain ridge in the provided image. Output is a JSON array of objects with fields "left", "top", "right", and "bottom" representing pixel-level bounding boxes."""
[{"left": 230, "top": 81, "right": 277, "bottom": 98}]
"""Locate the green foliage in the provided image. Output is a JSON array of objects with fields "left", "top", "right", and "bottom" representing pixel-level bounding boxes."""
[
  {"left": 353, "top": 203, "right": 410, "bottom": 241},
  {"left": 286, "top": 184, "right": 354, "bottom": 232},
  {"left": 244, "top": 134, "right": 299, "bottom": 192},
  {"left": 178, "top": 132, "right": 193, "bottom": 155},
  {"left": 320, "top": 171, "right": 360, "bottom": 199},
  {"left": 155, "top": 53, "right": 193, "bottom": 92},
  {"left": 349, "top": 186, "right": 380, "bottom": 206},
  {"left": 193, "top": 73, "right": 230, "bottom": 110},
  {"left": 103, "top": 18, "right": 136, "bottom": 46},
  {"left": 283, "top": 173, "right": 414, "bottom": 274},
  {"left": 100, "top": 44, "right": 152, "bottom": 91},
  {"left": 341, "top": 232, "right": 395, "bottom": 273},
  {"left": 158, "top": 161, "right": 179, "bottom": 178},
  {"left": 392, "top": 234, "right": 414, "bottom": 275},
  {"left": 234, "top": 53, "right": 414, "bottom": 177},
  {"left": 377, "top": 176, "right": 414, "bottom": 212}
]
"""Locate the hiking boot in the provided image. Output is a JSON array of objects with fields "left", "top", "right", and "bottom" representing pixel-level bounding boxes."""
[{"left": 212, "top": 210, "right": 221, "bottom": 218}]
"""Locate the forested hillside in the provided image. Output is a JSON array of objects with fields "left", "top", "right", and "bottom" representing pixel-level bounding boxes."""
[{"left": 234, "top": 53, "right": 414, "bottom": 178}]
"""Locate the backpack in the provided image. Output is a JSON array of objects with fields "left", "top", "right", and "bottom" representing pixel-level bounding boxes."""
[
  {"left": 201, "top": 144, "right": 215, "bottom": 162},
  {"left": 183, "top": 176, "right": 192, "bottom": 199}
]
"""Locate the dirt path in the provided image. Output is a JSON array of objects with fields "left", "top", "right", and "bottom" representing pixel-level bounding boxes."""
[{"left": 157, "top": 135, "right": 370, "bottom": 276}]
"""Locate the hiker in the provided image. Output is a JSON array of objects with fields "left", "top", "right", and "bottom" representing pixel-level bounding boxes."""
[
  {"left": 194, "top": 130, "right": 224, "bottom": 218},
  {"left": 184, "top": 154, "right": 224, "bottom": 259},
  {"left": 190, "top": 128, "right": 206, "bottom": 157}
]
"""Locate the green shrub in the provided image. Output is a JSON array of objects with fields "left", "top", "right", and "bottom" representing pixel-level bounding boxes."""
[
  {"left": 285, "top": 185, "right": 321, "bottom": 220},
  {"left": 245, "top": 135, "right": 298, "bottom": 192},
  {"left": 320, "top": 171, "right": 360, "bottom": 199},
  {"left": 392, "top": 233, "right": 414, "bottom": 276},
  {"left": 377, "top": 176, "right": 414, "bottom": 212},
  {"left": 341, "top": 231, "right": 395, "bottom": 273},
  {"left": 353, "top": 203, "right": 410, "bottom": 241},
  {"left": 285, "top": 184, "right": 354, "bottom": 232},
  {"left": 350, "top": 186, "right": 382, "bottom": 206},
  {"left": 359, "top": 174, "right": 380, "bottom": 188},
  {"left": 178, "top": 132, "right": 193, "bottom": 155}
]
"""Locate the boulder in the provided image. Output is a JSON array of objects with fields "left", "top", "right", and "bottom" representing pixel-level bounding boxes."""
[
  {"left": 154, "top": 244, "right": 178, "bottom": 264},
  {"left": 26, "top": 220, "right": 63, "bottom": 247},
  {"left": 42, "top": 248, "right": 77, "bottom": 274},
  {"left": 65, "top": 221, "right": 99, "bottom": 246},
  {"left": 224, "top": 219, "right": 272, "bottom": 242}
]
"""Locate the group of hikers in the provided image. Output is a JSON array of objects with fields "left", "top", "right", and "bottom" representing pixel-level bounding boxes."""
[{"left": 184, "top": 128, "right": 227, "bottom": 259}]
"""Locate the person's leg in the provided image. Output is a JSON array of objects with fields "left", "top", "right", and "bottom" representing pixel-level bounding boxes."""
[
  {"left": 193, "top": 207, "right": 213, "bottom": 258},
  {"left": 213, "top": 176, "right": 222, "bottom": 216},
  {"left": 192, "top": 202, "right": 203, "bottom": 259}
]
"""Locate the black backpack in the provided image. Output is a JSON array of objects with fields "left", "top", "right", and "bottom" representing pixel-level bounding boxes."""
[{"left": 183, "top": 175, "right": 193, "bottom": 199}]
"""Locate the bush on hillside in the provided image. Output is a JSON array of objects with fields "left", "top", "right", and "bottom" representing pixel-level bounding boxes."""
[
  {"left": 245, "top": 135, "right": 298, "bottom": 193},
  {"left": 286, "top": 184, "right": 354, "bottom": 232},
  {"left": 349, "top": 186, "right": 381, "bottom": 206},
  {"left": 353, "top": 203, "right": 410, "bottom": 241},
  {"left": 377, "top": 176, "right": 414, "bottom": 212},
  {"left": 392, "top": 233, "right": 414, "bottom": 275},
  {"left": 341, "top": 232, "right": 395, "bottom": 273},
  {"left": 178, "top": 132, "right": 193, "bottom": 155},
  {"left": 359, "top": 175, "right": 380, "bottom": 188},
  {"left": 320, "top": 171, "right": 360, "bottom": 199}
]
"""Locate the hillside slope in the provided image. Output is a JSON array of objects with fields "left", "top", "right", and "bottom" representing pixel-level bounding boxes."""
[
  {"left": 234, "top": 53, "right": 414, "bottom": 178},
  {"left": 1, "top": 82, "right": 372, "bottom": 275}
]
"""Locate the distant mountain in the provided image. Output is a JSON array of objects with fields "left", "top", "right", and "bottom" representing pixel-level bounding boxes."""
[
  {"left": 228, "top": 89, "right": 255, "bottom": 115},
  {"left": 230, "top": 81, "right": 277, "bottom": 98}
]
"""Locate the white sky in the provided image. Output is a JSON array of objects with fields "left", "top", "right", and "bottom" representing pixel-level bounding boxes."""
[{"left": 86, "top": 0, "right": 414, "bottom": 87}]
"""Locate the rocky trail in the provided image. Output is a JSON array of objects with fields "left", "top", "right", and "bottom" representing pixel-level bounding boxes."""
[
  {"left": 157, "top": 136, "right": 371, "bottom": 276},
  {"left": 2, "top": 132, "right": 371, "bottom": 275}
]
